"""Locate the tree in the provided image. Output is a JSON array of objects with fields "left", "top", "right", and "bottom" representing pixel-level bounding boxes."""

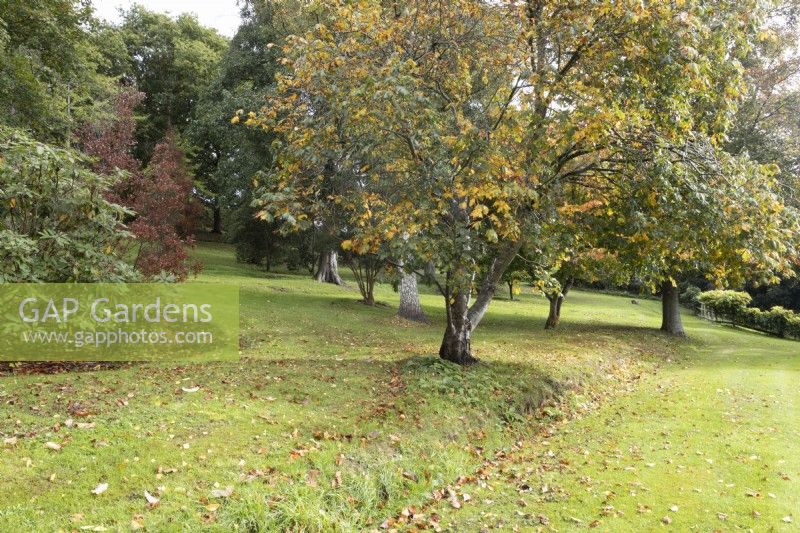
[
  {"left": 601, "top": 134, "right": 798, "bottom": 336},
  {"left": 253, "top": 0, "right": 768, "bottom": 364},
  {"left": 0, "top": 127, "right": 135, "bottom": 282},
  {"left": 314, "top": 249, "right": 345, "bottom": 285},
  {"left": 343, "top": 251, "right": 382, "bottom": 305},
  {"left": 189, "top": 1, "right": 283, "bottom": 235},
  {"left": 112, "top": 6, "right": 228, "bottom": 162},
  {"left": 500, "top": 254, "right": 528, "bottom": 302},
  {"left": 78, "top": 88, "right": 144, "bottom": 207},
  {"left": 79, "top": 92, "right": 200, "bottom": 280},
  {"left": 726, "top": 2, "right": 800, "bottom": 310},
  {"left": 0, "top": 0, "right": 116, "bottom": 144},
  {"left": 133, "top": 131, "right": 202, "bottom": 280}
]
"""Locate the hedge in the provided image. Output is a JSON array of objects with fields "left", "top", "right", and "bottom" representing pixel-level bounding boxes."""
[{"left": 697, "top": 290, "right": 800, "bottom": 339}]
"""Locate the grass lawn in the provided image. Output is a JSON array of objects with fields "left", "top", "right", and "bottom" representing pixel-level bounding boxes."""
[{"left": 0, "top": 242, "right": 797, "bottom": 531}]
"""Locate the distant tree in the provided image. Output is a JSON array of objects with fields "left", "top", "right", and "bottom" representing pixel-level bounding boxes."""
[
  {"left": 79, "top": 93, "right": 200, "bottom": 280},
  {"left": 0, "top": 127, "right": 135, "bottom": 282},
  {"left": 111, "top": 6, "right": 228, "bottom": 162},
  {"left": 396, "top": 266, "right": 428, "bottom": 322},
  {"left": 726, "top": 3, "right": 800, "bottom": 309},
  {"left": 314, "top": 246, "right": 345, "bottom": 286},
  {"left": 78, "top": 88, "right": 144, "bottom": 207},
  {"left": 133, "top": 131, "right": 202, "bottom": 280},
  {"left": 500, "top": 254, "right": 528, "bottom": 302},
  {"left": 189, "top": 1, "right": 283, "bottom": 234}
]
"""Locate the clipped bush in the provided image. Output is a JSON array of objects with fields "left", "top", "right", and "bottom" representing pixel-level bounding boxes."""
[
  {"left": 698, "top": 290, "right": 800, "bottom": 340},
  {"left": 697, "top": 290, "right": 753, "bottom": 324},
  {"left": 787, "top": 313, "right": 800, "bottom": 339},
  {"left": 763, "top": 306, "right": 794, "bottom": 338}
]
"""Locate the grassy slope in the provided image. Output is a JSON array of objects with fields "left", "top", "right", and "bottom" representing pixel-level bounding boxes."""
[
  {"left": 434, "top": 301, "right": 800, "bottom": 531},
  {"left": 0, "top": 243, "right": 796, "bottom": 531}
]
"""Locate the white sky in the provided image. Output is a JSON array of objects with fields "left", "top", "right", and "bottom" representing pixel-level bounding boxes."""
[{"left": 92, "top": 0, "right": 242, "bottom": 37}]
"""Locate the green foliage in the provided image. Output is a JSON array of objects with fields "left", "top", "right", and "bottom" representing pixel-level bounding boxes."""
[
  {"left": 697, "top": 290, "right": 753, "bottom": 322},
  {"left": 0, "top": 0, "right": 116, "bottom": 143},
  {"left": 111, "top": 6, "right": 228, "bottom": 162},
  {"left": 698, "top": 289, "right": 800, "bottom": 338},
  {"left": 602, "top": 136, "right": 798, "bottom": 295},
  {"left": 680, "top": 284, "right": 703, "bottom": 310},
  {"left": 189, "top": 1, "right": 287, "bottom": 237},
  {"left": 0, "top": 127, "right": 136, "bottom": 282},
  {"left": 736, "top": 305, "right": 800, "bottom": 339}
]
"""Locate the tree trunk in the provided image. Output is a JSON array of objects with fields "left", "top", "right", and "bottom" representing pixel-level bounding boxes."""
[
  {"left": 508, "top": 281, "right": 514, "bottom": 300},
  {"left": 660, "top": 281, "right": 686, "bottom": 336},
  {"left": 467, "top": 240, "right": 523, "bottom": 330},
  {"left": 439, "top": 290, "right": 477, "bottom": 365},
  {"left": 349, "top": 254, "right": 381, "bottom": 305},
  {"left": 314, "top": 250, "right": 344, "bottom": 285},
  {"left": 398, "top": 270, "right": 428, "bottom": 322},
  {"left": 212, "top": 205, "right": 222, "bottom": 234},
  {"left": 545, "top": 295, "right": 561, "bottom": 329},
  {"left": 544, "top": 278, "right": 572, "bottom": 330}
]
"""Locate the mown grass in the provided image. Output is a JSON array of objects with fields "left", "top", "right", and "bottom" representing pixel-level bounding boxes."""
[
  {"left": 0, "top": 242, "right": 750, "bottom": 531},
  {"left": 431, "top": 304, "right": 800, "bottom": 531}
]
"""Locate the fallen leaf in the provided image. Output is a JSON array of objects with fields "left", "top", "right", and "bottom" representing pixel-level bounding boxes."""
[
  {"left": 91, "top": 483, "right": 109, "bottom": 495},
  {"left": 181, "top": 386, "right": 200, "bottom": 393},
  {"left": 144, "top": 490, "right": 160, "bottom": 507},
  {"left": 210, "top": 485, "right": 233, "bottom": 498},
  {"left": 45, "top": 441, "right": 62, "bottom": 451},
  {"left": 402, "top": 470, "right": 418, "bottom": 482}
]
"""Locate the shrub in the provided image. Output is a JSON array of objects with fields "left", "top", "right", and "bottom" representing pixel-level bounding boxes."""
[
  {"left": 697, "top": 290, "right": 752, "bottom": 324},
  {"left": 698, "top": 289, "right": 800, "bottom": 340},
  {"left": 0, "top": 127, "right": 136, "bottom": 282},
  {"left": 680, "top": 284, "right": 702, "bottom": 310},
  {"left": 763, "top": 306, "right": 794, "bottom": 338}
]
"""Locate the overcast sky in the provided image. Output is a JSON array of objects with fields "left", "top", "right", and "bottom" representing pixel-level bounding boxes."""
[{"left": 92, "top": 0, "right": 243, "bottom": 37}]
